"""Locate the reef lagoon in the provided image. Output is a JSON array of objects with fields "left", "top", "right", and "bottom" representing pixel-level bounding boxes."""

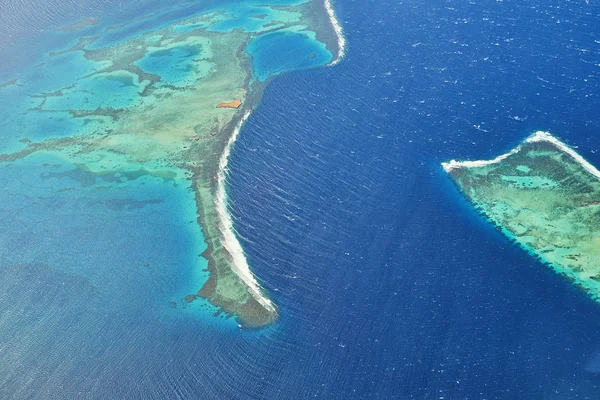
[{"left": 0, "top": 0, "right": 342, "bottom": 328}]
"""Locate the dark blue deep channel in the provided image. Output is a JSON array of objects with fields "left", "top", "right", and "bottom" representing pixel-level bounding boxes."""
[{"left": 228, "top": 0, "right": 600, "bottom": 398}]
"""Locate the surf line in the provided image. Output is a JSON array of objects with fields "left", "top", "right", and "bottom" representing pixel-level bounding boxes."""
[
  {"left": 325, "top": 0, "right": 346, "bottom": 66},
  {"left": 215, "top": 110, "right": 277, "bottom": 314},
  {"left": 442, "top": 146, "right": 521, "bottom": 172},
  {"left": 526, "top": 131, "right": 600, "bottom": 180},
  {"left": 443, "top": 131, "right": 600, "bottom": 180}
]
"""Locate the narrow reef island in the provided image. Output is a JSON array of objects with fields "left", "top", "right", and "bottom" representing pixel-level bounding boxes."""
[
  {"left": 443, "top": 132, "right": 600, "bottom": 302},
  {"left": 0, "top": 0, "right": 345, "bottom": 328}
]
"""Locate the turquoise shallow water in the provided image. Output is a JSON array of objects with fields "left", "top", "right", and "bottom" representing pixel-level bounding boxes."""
[
  {"left": 136, "top": 42, "right": 209, "bottom": 87},
  {"left": 0, "top": 50, "right": 114, "bottom": 154},
  {"left": 43, "top": 71, "right": 148, "bottom": 110},
  {"left": 0, "top": 151, "right": 211, "bottom": 307}
]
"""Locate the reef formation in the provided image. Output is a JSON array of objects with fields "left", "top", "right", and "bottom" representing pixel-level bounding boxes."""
[
  {"left": 444, "top": 132, "right": 600, "bottom": 302},
  {"left": 0, "top": 0, "right": 343, "bottom": 328}
]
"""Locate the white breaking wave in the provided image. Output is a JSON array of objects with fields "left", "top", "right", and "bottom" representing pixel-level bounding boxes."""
[
  {"left": 442, "top": 147, "right": 521, "bottom": 172},
  {"left": 215, "top": 111, "right": 277, "bottom": 314},
  {"left": 325, "top": 0, "right": 346, "bottom": 66},
  {"left": 526, "top": 131, "right": 600, "bottom": 180},
  {"left": 442, "top": 131, "right": 600, "bottom": 181},
  {"left": 214, "top": 3, "right": 347, "bottom": 317}
]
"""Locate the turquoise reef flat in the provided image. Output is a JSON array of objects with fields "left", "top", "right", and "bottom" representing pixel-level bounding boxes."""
[{"left": 444, "top": 132, "right": 600, "bottom": 304}]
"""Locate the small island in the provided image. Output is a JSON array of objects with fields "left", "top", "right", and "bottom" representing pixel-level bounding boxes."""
[
  {"left": 443, "top": 131, "right": 600, "bottom": 302},
  {"left": 216, "top": 99, "right": 242, "bottom": 109}
]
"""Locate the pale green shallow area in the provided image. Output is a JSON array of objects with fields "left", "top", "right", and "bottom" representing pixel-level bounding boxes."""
[
  {"left": 0, "top": 1, "right": 339, "bottom": 328},
  {"left": 444, "top": 134, "right": 600, "bottom": 302}
]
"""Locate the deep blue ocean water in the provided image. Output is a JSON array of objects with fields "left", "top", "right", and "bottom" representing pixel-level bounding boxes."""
[{"left": 2, "top": 0, "right": 600, "bottom": 399}]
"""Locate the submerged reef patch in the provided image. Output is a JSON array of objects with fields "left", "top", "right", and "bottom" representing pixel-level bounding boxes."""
[{"left": 444, "top": 132, "right": 600, "bottom": 302}]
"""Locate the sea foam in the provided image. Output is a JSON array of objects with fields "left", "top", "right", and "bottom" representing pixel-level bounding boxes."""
[
  {"left": 325, "top": 0, "right": 346, "bottom": 65},
  {"left": 443, "top": 131, "right": 600, "bottom": 180},
  {"left": 442, "top": 148, "right": 520, "bottom": 172},
  {"left": 526, "top": 131, "right": 600, "bottom": 180},
  {"left": 215, "top": 1, "right": 346, "bottom": 318},
  {"left": 216, "top": 111, "right": 277, "bottom": 314}
]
